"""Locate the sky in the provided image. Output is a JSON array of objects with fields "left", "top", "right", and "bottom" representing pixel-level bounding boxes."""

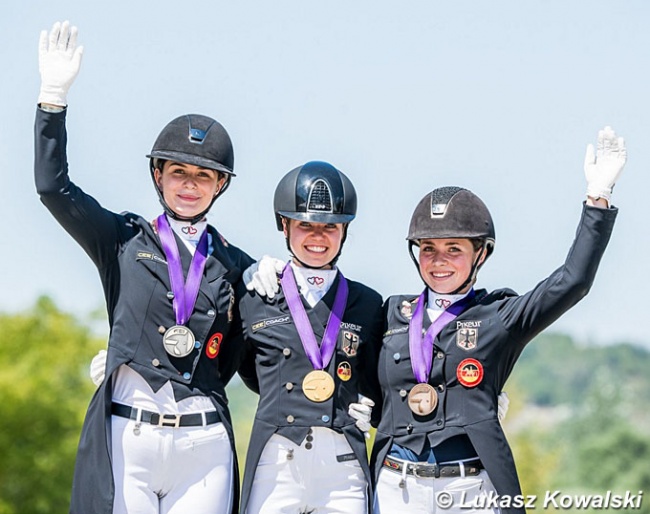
[{"left": 2, "top": 1, "right": 648, "bottom": 349}]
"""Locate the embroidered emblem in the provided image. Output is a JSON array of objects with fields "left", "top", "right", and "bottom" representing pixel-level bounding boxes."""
[
  {"left": 340, "top": 322, "right": 362, "bottom": 332},
  {"left": 342, "top": 331, "right": 359, "bottom": 357},
  {"left": 456, "top": 328, "right": 478, "bottom": 351},
  {"left": 435, "top": 298, "right": 451, "bottom": 309},
  {"left": 337, "top": 361, "right": 352, "bottom": 381},
  {"left": 457, "top": 358, "right": 484, "bottom": 388},
  {"left": 206, "top": 333, "right": 223, "bottom": 359},
  {"left": 182, "top": 226, "right": 198, "bottom": 236},
  {"left": 251, "top": 315, "right": 291, "bottom": 332},
  {"left": 383, "top": 326, "right": 409, "bottom": 337},
  {"left": 307, "top": 276, "right": 325, "bottom": 287},
  {"left": 135, "top": 251, "right": 166, "bottom": 264}
]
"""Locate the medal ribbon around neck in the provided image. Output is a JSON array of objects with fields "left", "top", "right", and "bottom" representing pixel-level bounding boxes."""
[
  {"left": 408, "top": 288, "right": 476, "bottom": 383},
  {"left": 156, "top": 214, "right": 209, "bottom": 325},
  {"left": 280, "top": 263, "right": 348, "bottom": 370}
]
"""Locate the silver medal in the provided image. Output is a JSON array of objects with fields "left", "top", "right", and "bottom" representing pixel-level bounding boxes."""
[{"left": 163, "top": 325, "right": 195, "bottom": 357}]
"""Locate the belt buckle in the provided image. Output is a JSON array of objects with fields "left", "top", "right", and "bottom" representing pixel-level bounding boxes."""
[
  {"left": 412, "top": 463, "right": 438, "bottom": 479},
  {"left": 158, "top": 413, "right": 181, "bottom": 428}
]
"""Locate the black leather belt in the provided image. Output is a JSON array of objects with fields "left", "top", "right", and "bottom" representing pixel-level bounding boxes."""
[
  {"left": 383, "top": 455, "right": 483, "bottom": 479},
  {"left": 111, "top": 402, "right": 220, "bottom": 428}
]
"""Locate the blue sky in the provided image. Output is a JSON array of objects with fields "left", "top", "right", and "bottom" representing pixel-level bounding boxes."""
[{"left": 2, "top": 1, "right": 648, "bottom": 348}]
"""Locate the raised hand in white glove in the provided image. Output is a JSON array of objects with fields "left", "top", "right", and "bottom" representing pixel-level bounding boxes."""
[
  {"left": 348, "top": 395, "right": 375, "bottom": 439},
  {"left": 584, "top": 125, "right": 626, "bottom": 202},
  {"left": 497, "top": 391, "right": 509, "bottom": 423},
  {"left": 38, "top": 20, "right": 84, "bottom": 106},
  {"left": 243, "top": 255, "right": 284, "bottom": 299},
  {"left": 89, "top": 349, "right": 107, "bottom": 387}
]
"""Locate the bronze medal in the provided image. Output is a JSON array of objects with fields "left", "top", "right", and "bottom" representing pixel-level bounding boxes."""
[
  {"left": 407, "top": 383, "right": 438, "bottom": 415},
  {"left": 163, "top": 325, "right": 195, "bottom": 357},
  {"left": 302, "top": 370, "right": 335, "bottom": 402}
]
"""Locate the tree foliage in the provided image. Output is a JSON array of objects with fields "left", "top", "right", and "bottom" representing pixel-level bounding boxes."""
[
  {"left": 2, "top": 300, "right": 649, "bottom": 513},
  {"left": 0, "top": 297, "right": 103, "bottom": 514},
  {"left": 505, "top": 332, "right": 650, "bottom": 513}
]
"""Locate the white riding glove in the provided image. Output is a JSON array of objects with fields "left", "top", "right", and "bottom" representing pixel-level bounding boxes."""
[
  {"left": 89, "top": 349, "right": 107, "bottom": 387},
  {"left": 243, "top": 255, "right": 284, "bottom": 299},
  {"left": 584, "top": 125, "right": 627, "bottom": 202},
  {"left": 497, "top": 391, "right": 509, "bottom": 423},
  {"left": 38, "top": 20, "right": 84, "bottom": 106},
  {"left": 348, "top": 395, "right": 375, "bottom": 439}
]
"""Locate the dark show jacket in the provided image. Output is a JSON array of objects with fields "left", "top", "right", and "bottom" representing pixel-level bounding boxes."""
[
  {"left": 34, "top": 108, "right": 254, "bottom": 514},
  {"left": 237, "top": 272, "right": 384, "bottom": 513},
  {"left": 371, "top": 204, "right": 617, "bottom": 514}
]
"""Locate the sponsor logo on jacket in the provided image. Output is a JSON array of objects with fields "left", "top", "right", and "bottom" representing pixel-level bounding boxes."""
[{"left": 251, "top": 315, "right": 291, "bottom": 332}]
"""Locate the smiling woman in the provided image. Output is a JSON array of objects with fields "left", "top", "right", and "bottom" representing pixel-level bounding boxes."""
[
  {"left": 417, "top": 238, "right": 486, "bottom": 295},
  {"left": 153, "top": 162, "right": 227, "bottom": 220},
  {"left": 282, "top": 219, "right": 345, "bottom": 269},
  {"left": 371, "top": 127, "right": 626, "bottom": 514},
  {"left": 236, "top": 161, "right": 384, "bottom": 514},
  {"left": 34, "top": 21, "right": 254, "bottom": 514}
]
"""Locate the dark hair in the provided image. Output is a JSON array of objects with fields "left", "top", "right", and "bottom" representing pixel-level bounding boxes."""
[
  {"left": 471, "top": 238, "right": 486, "bottom": 252},
  {"left": 153, "top": 158, "right": 166, "bottom": 171},
  {"left": 154, "top": 158, "right": 225, "bottom": 180}
]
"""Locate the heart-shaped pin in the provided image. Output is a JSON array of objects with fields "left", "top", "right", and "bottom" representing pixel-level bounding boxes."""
[
  {"left": 435, "top": 298, "right": 451, "bottom": 309},
  {"left": 182, "top": 226, "right": 198, "bottom": 236},
  {"left": 307, "top": 276, "right": 325, "bottom": 287}
]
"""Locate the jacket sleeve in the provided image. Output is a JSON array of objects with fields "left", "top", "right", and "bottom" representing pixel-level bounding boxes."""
[
  {"left": 34, "top": 107, "right": 135, "bottom": 268},
  {"left": 234, "top": 287, "right": 261, "bottom": 394},
  {"left": 499, "top": 203, "right": 617, "bottom": 343},
  {"left": 356, "top": 289, "right": 384, "bottom": 422}
]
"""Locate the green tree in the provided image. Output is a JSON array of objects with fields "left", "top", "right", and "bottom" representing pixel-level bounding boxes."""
[{"left": 0, "top": 297, "right": 103, "bottom": 514}]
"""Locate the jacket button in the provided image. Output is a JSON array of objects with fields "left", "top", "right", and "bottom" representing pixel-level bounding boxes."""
[
  {"left": 166, "top": 291, "right": 174, "bottom": 300},
  {"left": 282, "top": 348, "right": 292, "bottom": 357},
  {"left": 393, "top": 353, "right": 401, "bottom": 361},
  {"left": 158, "top": 325, "right": 166, "bottom": 334},
  {"left": 285, "top": 382, "right": 294, "bottom": 391},
  {"left": 437, "top": 351, "right": 444, "bottom": 359},
  {"left": 399, "top": 389, "right": 407, "bottom": 398},
  {"left": 437, "top": 384, "right": 444, "bottom": 392},
  {"left": 194, "top": 341, "right": 202, "bottom": 349},
  {"left": 183, "top": 372, "right": 191, "bottom": 380},
  {"left": 207, "top": 309, "right": 216, "bottom": 317},
  {"left": 152, "top": 359, "right": 160, "bottom": 367},
  {"left": 321, "top": 415, "right": 330, "bottom": 422},
  {"left": 437, "top": 420, "right": 443, "bottom": 426},
  {"left": 305, "top": 442, "right": 313, "bottom": 450},
  {"left": 287, "top": 415, "right": 295, "bottom": 423}
]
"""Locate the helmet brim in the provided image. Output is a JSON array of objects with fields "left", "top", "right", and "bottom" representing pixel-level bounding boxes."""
[
  {"left": 147, "top": 151, "right": 235, "bottom": 176},
  {"left": 277, "top": 211, "right": 355, "bottom": 225}
]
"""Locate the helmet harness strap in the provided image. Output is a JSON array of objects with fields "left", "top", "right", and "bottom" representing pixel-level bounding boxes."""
[
  {"left": 284, "top": 218, "right": 348, "bottom": 269},
  {"left": 151, "top": 160, "right": 231, "bottom": 225},
  {"left": 409, "top": 239, "right": 490, "bottom": 295}
]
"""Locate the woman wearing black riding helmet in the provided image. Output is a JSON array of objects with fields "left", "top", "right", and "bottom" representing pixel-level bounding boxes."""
[
  {"left": 371, "top": 126, "right": 626, "bottom": 514},
  {"left": 237, "top": 161, "right": 384, "bottom": 514},
  {"left": 35, "top": 21, "right": 253, "bottom": 514}
]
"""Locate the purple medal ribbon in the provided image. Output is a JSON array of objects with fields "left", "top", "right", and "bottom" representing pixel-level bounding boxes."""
[
  {"left": 408, "top": 288, "right": 476, "bottom": 383},
  {"left": 280, "top": 263, "right": 348, "bottom": 370},
  {"left": 156, "top": 214, "right": 209, "bottom": 326}
]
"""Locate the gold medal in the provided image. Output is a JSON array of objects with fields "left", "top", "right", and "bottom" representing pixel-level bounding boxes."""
[
  {"left": 407, "top": 383, "right": 438, "bottom": 415},
  {"left": 163, "top": 325, "right": 195, "bottom": 358},
  {"left": 302, "top": 370, "right": 335, "bottom": 402}
]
